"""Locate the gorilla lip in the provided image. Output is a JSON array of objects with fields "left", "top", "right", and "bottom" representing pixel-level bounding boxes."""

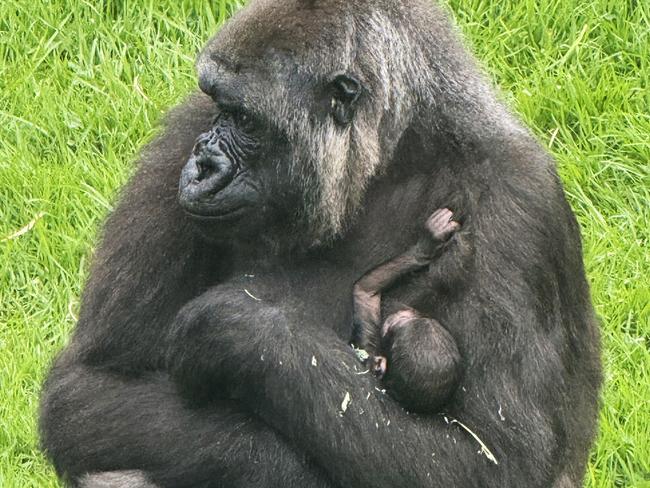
[
  {"left": 181, "top": 202, "right": 251, "bottom": 220},
  {"left": 178, "top": 167, "right": 256, "bottom": 219}
]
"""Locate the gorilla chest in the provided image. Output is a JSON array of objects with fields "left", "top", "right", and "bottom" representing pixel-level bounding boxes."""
[
  {"left": 224, "top": 262, "right": 358, "bottom": 337},
  {"left": 229, "top": 262, "right": 441, "bottom": 340}
]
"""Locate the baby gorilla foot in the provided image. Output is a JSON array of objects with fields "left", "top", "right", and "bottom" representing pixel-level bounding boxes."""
[{"left": 425, "top": 208, "right": 460, "bottom": 242}]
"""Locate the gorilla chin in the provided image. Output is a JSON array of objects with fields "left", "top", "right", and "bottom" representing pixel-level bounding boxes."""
[{"left": 178, "top": 175, "right": 263, "bottom": 241}]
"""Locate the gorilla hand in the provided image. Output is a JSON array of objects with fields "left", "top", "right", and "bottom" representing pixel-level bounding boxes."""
[{"left": 165, "top": 284, "right": 290, "bottom": 399}]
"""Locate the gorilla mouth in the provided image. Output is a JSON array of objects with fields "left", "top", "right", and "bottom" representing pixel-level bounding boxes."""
[
  {"left": 182, "top": 202, "right": 251, "bottom": 220},
  {"left": 178, "top": 154, "right": 255, "bottom": 220}
]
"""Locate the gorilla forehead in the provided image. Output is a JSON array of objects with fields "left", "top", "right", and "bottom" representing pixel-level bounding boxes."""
[
  {"left": 195, "top": 1, "right": 356, "bottom": 114},
  {"left": 196, "top": 0, "right": 430, "bottom": 114},
  {"left": 214, "top": 0, "right": 358, "bottom": 55},
  {"left": 198, "top": 0, "right": 414, "bottom": 74}
]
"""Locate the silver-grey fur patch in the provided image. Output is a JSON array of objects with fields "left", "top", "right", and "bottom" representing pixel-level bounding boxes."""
[{"left": 78, "top": 470, "right": 159, "bottom": 488}]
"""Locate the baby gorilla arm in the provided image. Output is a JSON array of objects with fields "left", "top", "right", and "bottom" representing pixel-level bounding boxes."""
[
  {"left": 352, "top": 208, "right": 462, "bottom": 412},
  {"left": 352, "top": 208, "right": 459, "bottom": 351}
]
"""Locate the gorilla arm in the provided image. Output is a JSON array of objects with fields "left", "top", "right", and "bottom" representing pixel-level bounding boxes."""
[
  {"left": 39, "top": 94, "right": 331, "bottom": 488},
  {"left": 166, "top": 280, "right": 566, "bottom": 488},
  {"left": 41, "top": 355, "right": 331, "bottom": 488}
]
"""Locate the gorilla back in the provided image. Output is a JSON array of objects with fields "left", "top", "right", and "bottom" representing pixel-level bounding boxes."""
[{"left": 40, "top": 1, "right": 601, "bottom": 487}]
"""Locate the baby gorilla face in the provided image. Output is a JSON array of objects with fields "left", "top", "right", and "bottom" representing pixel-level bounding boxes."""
[
  {"left": 381, "top": 308, "right": 420, "bottom": 338},
  {"left": 370, "top": 309, "right": 421, "bottom": 378}
]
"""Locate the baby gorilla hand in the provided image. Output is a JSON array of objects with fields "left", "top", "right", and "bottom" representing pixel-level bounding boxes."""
[
  {"left": 415, "top": 208, "right": 461, "bottom": 261},
  {"left": 370, "top": 356, "right": 387, "bottom": 378}
]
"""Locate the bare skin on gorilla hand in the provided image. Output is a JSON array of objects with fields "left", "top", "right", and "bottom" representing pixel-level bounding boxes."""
[{"left": 353, "top": 208, "right": 462, "bottom": 412}]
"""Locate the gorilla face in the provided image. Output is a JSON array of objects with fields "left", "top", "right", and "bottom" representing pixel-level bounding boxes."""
[
  {"left": 177, "top": 1, "right": 398, "bottom": 243},
  {"left": 178, "top": 48, "right": 366, "bottom": 241},
  {"left": 177, "top": 66, "right": 303, "bottom": 241},
  {"left": 178, "top": 108, "right": 265, "bottom": 220}
]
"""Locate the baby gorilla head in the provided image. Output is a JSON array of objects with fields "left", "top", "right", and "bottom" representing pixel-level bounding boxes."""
[
  {"left": 381, "top": 308, "right": 420, "bottom": 337},
  {"left": 380, "top": 312, "right": 463, "bottom": 413}
]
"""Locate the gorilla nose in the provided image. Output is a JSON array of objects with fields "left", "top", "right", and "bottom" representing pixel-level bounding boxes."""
[
  {"left": 178, "top": 142, "right": 237, "bottom": 204},
  {"left": 192, "top": 150, "right": 236, "bottom": 196},
  {"left": 179, "top": 130, "right": 238, "bottom": 207},
  {"left": 190, "top": 132, "right": 235, "bottom": 185},
  {"left": 196, "top": 152, "right": 231, "bottom": 182}
]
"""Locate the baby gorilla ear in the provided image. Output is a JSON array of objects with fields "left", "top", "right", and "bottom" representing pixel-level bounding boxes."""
[{"left": 328, "top": 72, "right": 362, "bottom": 126}]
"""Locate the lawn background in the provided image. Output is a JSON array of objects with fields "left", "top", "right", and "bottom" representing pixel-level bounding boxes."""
[{"left": 1, "top": 0, "right": 648, "bottom": 486}]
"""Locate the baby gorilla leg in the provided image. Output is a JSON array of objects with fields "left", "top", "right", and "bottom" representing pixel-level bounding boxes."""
[{"left": 379, "top": 309, "right": 462, "bottom": 413}]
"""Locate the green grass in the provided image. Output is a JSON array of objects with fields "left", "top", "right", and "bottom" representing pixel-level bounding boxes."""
[{"left": 0, "top": 0, "right": 647, "bottom": 486}]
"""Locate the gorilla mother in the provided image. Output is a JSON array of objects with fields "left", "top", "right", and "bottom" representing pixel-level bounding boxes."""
[{"left": 40, "top": 0, "right": 602, "bottom": 487}]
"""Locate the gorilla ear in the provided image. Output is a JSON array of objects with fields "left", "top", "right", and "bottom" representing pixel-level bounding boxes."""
[{"left": 328, "top": 72, "right": 362, "bottom": 126}]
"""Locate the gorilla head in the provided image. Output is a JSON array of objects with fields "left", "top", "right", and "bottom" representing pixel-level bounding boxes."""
[{"left": 177, "top": 0, "right": 453, "bottom": 243}]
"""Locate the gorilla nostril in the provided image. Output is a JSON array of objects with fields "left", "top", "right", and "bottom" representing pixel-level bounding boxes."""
[
  {"left": 192, "top": 129, "right": 221, "bottom": 157},
  {"left": 193, "top": 152, "right": 235, "bottom": 192},
  {"left": 192, "top": 134, "right": 211, "bottom": 156},
  {"left": 196, "top": 159, "right": 209, "bottom": 181},
  {"left": 196, "top": 156, "right": 218, "bottom": 181}
]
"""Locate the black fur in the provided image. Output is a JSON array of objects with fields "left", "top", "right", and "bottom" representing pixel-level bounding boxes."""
[
  {"left": 382, "top": 316, "right": 463, "bottom": 413},
  {"left": 351, "top": 208, "right": 464, "bottom": 413},
  {"left": 40, "top": 1, "right": 601, "bottom": 487}
]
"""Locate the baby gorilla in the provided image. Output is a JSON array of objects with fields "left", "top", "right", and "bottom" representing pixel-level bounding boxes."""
[{"left": 353, "top": 209, "right": 462, "bottom": 413}]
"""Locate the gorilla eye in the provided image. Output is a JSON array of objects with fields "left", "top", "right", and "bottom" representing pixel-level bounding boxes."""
[
  {"left": 327, "top": 72, "right": 362, "bottom": 126},
  {"left": 238, "top": 112, "right": 251, "bottom": 126},
  {"left": 233, "top": 109, "right": 258, "bottom": 132}
]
